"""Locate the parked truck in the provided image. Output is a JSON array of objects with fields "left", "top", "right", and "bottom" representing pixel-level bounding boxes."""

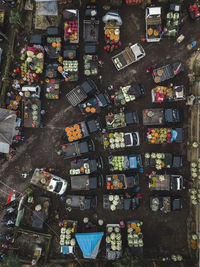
[
  {"left": 70, "top": 174, "right": 103, "bottom": 190},
  {"left": 151, "top": 85, "right": 185, "bottom": 103},
  {"left": 65, "top": 195, "right": 97, "bottom": 210},
  {"left": 144, "top": 152, "right": 182, "bottom": 169},
  {"left": 30, "top": 168, "right": 68, "bottom": 195},
  {"left": 106, "top": 110, "right": 139, "bottom": 130},
  {"left": 146, "top": 127, "right": 183, "bottom": 144},
  {"left": 145, "top": 7, "right": 162, "bottom": 42},
  {"left": 66, "top": 79, "right": 97, "bottom": 106},
  {"left": 59, "top": 139, "right": 95, "bottom": 159},
  {"left": 143, "top": 108, "right": 183, "bottom": 125},
  {"left": 103, "top": 131, "right": 140, "bottom": 150},
  {"left": 112, "top": 43, "right": 145, "bottom": 71},
  {"left": 152, "top": 62, "right": 183, "bottom": 83},
  {"left": 108, "top": 154, "right": 143, "bottom": 172},
  {"left": 105, "top": 173, "right": 139, "bottom": 190},
  {"left": 83, "top": 3, "right": 99, "bottom": 44},
  {"left": 148, "top": 174, "right": 183, "bottom": 191},
  {"left": 63, "top": 9, "right": 79, "bottom": 44},
  {"left": 150, "top": 196, "right": 182, "bottom": 213},
  {"left": 70, "top": 156, "right": 103, "bottom": 175},
  {"left": 65, "top": 118, "right": 102, "bottom": 143}
]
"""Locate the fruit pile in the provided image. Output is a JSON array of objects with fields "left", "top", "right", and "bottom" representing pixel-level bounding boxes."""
[
  {"left": 64, "top": 20, "right": 78, "bottom": 42},
  {"left": 154, "top": 86, "right": 173, "bottom": 102},
  {"left": 65, "top": 124, "right": 82, "bottom": 142}
]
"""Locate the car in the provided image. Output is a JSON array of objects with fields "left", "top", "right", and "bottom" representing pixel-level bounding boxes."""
[{"left": 48, "top": 176, "right": 68, "bottom": 195}]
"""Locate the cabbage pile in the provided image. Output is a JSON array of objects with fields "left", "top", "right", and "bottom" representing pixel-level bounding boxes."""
[
  {"left": 60, "top": 227, "right": 76, "bottom": 246},
  {"left": 106, "top": 226, "right": 122, "bottom": 251}
]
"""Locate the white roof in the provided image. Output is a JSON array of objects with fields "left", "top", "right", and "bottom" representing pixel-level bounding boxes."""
[{"left": 148, "top": 7, "right": 161, "bottom": 16}]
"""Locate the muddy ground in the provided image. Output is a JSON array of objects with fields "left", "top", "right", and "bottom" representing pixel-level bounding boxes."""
[{"left": 0, "top": 0, "right": 199, "bottom": 265}]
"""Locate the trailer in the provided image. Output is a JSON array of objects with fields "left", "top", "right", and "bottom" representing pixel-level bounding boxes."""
[
  {"left": 105, "top": 173, "right": 139, "bottom": 190},
  {"left": 46, "top": 27, "right": 62, "bottom": 59},
  {"left": 66, "top": 79, "right": 97, "bottom": 106},
  {"left": 78, "top": 93, "right": 110, "bottom": 117},
  {"left": 63, "top": 9, "right": 79, "bottom": 43},
  {"left": 146, "top": 127, "right": 183, "bottom": 144},
  {"left": 144, "top": 152, "right": 182, "bottom": 169},
  {"left": 23, "top": 98, "right": 41, "bottom": 128},
  {"left": 83, "top": 3, "right": 99, "bottom": 43},
  {"left": 146, "top": 7, "right": 162, "bottom": 42},
  {"left": 152, "top": 62, "right": 183, "bottom": 83},
  {"left": 30, "top": 168, "right": 68, "bottom": 195},
  {"left": 114, "top": 84, "right": 146, "bottom": 105},
  {"left": 143, "top": 108, "right": 183, "bottom": 125},
  {"left": 65, "top": 118, "right": 102, "bottom": 143},
  {"left": 106, "top": 110, "right": 139, "bottom": 130},
  {"left": 60, "top": 139, "right": 95, "bottom": 159},
  {"left": 108, "top": 154, "right": 143, "bottom": 172},
  {"left": 70, "top": 156, "right": 103, "bottom": 175},
  {"left": 150, "top": 196, "right": 182, "bottom": 213},
  {"left": 112, "top": 43, "right": 145, "bottom": 71},
  {"left": 65, "top": 195, "right": 97, "bottom": 210},
  {"left": 70, "top": 174, "right": 103, "bottom": 190},
  {"left": 151, "top": 85, "right": 185, "bottom": 103},
  {"left": 148, "top": 174, "right": 183, "bottom": 191},
  {"left": 103, "top": 131, "right": 140, "bottom": 150}
]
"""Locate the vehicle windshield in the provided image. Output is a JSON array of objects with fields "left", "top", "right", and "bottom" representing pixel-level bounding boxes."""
[
  {"left": 54, "top": 181, "right": 63, "bottom": 193},
  {"left": 132, "top": 133, "right": 138, "bottom": 145}
]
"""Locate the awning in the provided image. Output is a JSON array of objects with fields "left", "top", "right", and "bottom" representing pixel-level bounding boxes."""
[{"left": 75, "top": 232, "right": 104, "bottom": 259}]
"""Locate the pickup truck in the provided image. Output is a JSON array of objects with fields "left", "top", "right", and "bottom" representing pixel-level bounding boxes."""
[
  {"left": 83, "top": 3, "right": 99, "bottom": 44},
  {"left": 30, "top": 168, "right": 68, "bottom": 195},
  {"left": 150, "top": 196, "right": 182, "bottom": 213},
  {"left": 59, "top": 139, "right": 95, "bottom": 159},
  {"left": 108, "top": 154, "right": 143, "bottom": 172},
  {"left": 151, "top": 85, "right": 185, "bottom": 103},
  {"left": 66, "top": 79, "right": 97, "bottom": 106},
  {"left": 112, "top": 43, "right": 145, "bottom": 71},
  {"left": 152, "top": 62, "right": 183, "bottom": 83},
  {"left": 144, "top": 152, "right": 182, "bottom": 169},
  {"left": 146, "top": 7, "right": 162, "bottom": 42},
  {"left": 103, "top": 131, "right": 140, "bottom": 150},
  {"left": 78, "top": 93, "right": 110, "bottom": 117},
  {"left": 65, "top": 195, "right": 97, "bottom": 210},
  {"left": 70, "top": 174, "right": 103, "bottom": 190},
  {"left": 70, "top": 156, "right": 103, "bottom": 175},
  {"left": 114, "top": 84, "right": 146, "bottom": 105},
  {"left": 143, "top": 108, "right": 183, "bottom": 125},
  {"left": 106, "top": 111, "right": 139, "bottom": 130},
  {"left": 148, "top": 174, "right": 183, "bottom": 191},
  {"left": 65, "top": 118, "right": 102, "bottom": 143},
  {"left": 146, "top": 128, "right": 183, "bottom": 144},
  {"left": 105, "top": 173, "right": 139, "bottom": 190}
]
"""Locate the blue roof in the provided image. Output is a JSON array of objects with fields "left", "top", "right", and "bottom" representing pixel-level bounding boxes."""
[{"left": 75, "top": 232, "right": 104, "bottom": 258}]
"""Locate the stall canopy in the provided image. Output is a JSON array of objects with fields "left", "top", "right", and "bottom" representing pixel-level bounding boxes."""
[{"left": 75, "top": 232, "right": 104, "bottom": 259}]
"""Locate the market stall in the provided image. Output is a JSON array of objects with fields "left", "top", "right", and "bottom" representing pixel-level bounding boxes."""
[
  {"left": 63, "top": 9, "right": 79, "bottom": 43},
  {"left": 106, "top": 174, "right": 127, "bottom": 189},
  {"left": 144, "top": 152, "right": 182, "bottom": 169},
  {"left": 46, "top": 27, "right": 62, "bottom": 59},
  {"left": 151, "top": 85, "right": 185, "bottom": 103},
  {"left": 108, "top": 154, "right": 143, "bottom": 172}
]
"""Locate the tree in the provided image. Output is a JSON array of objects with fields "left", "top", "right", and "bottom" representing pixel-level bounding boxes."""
[
  {"left": 9, "top": 10, "right": 24, "bottom": 28},
  {"left": 1, "top": 255, "right": 21, "bottom": 267},
  {"left": 112, "top": 248, "right": 147, "bottom": 267}
]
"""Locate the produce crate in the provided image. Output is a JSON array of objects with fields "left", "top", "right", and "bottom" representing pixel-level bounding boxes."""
[
  {"left": 63, "top": 60, "right": 78, "bottom": 81},
  {"left": 106, "top": 224, "right": 122, "bottom": 260},
  {"left": 84, "top": 55, "right": 98, "bottom": 76}
]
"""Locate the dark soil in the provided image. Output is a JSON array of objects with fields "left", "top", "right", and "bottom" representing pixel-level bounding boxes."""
[{"left": 0, "top": 0, "right": 199, "bottom": 264}]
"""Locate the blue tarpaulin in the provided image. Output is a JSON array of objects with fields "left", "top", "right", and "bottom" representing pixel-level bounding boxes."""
[
  {"left": 171, "top": 130, "right": 177, "bottom": 142},
  {"left": 75, "top": 232, "right": 104, "bottom": 259}
]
